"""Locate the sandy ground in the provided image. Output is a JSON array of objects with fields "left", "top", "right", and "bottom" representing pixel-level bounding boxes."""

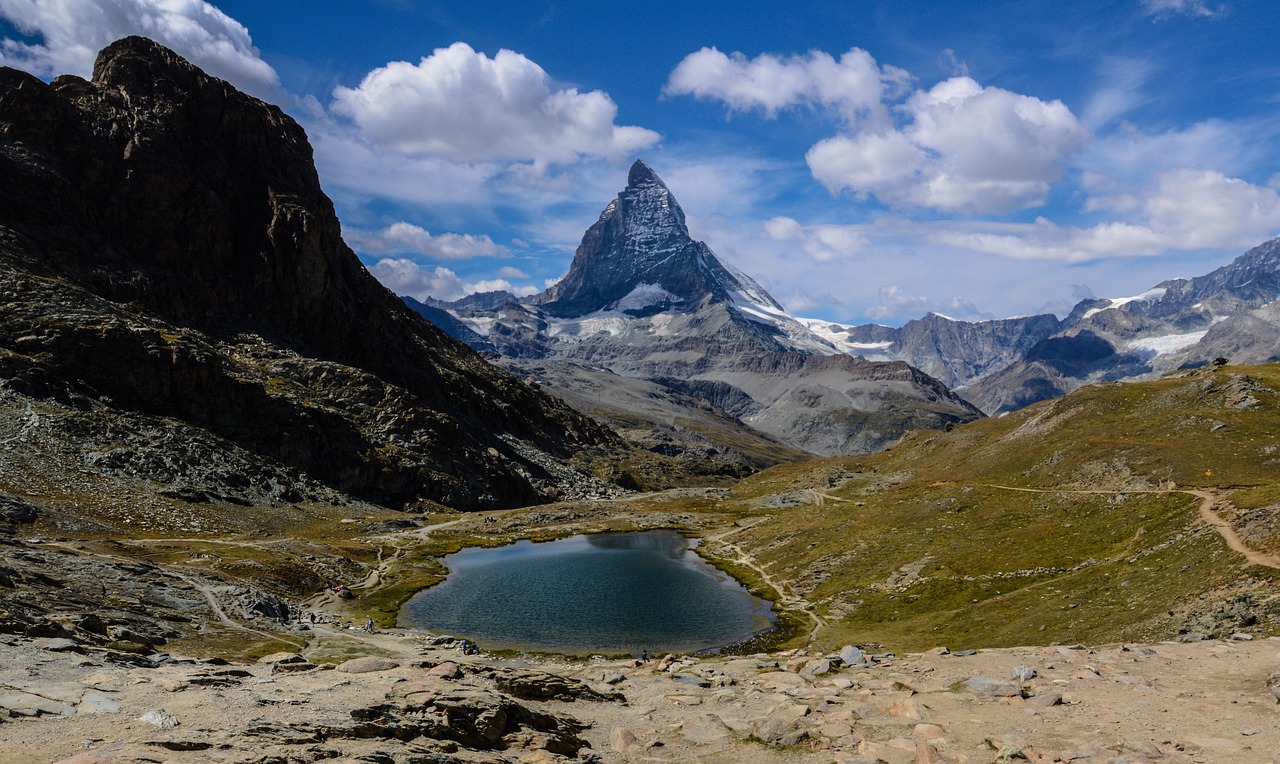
[{"left": 1, "top": 625, "right": 1278, "bottom": 764}]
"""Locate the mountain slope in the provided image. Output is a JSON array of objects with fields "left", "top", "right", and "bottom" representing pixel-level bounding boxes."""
[
  {"left": 964, "top": 238, "right": 1280, "bottom": 412},
  {"left": 429, "top": 161, "right": 982, "bottom": 457},
  {"left": 711, "top": 360, "right": 1280, "bottom": 650},
  {"left": 0, "top": 36, "right": 622, "bottom": 511},
  {"left": 825, "top": 312, "right": 1064, "bottom": 390}
]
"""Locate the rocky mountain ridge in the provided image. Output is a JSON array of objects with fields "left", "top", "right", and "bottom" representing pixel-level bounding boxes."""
[
  {"left": 0, "top": 36, "right": 624, "bottom": 511},
  {"left": 777, "top": 237, "right": 1280, "bottom": 414}
]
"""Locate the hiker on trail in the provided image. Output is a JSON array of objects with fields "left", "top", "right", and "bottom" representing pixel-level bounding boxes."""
[
  {"left": 309, "top": 612, "right": 315, "bottom": 624},
  {"left": 365, "top": 618, "right": 374, "bottom": 633},
  {"left": 641, "top": 650, "right": 648, "bottom": 662}
]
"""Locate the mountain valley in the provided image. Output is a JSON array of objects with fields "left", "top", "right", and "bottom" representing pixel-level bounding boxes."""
[{"left": 1, "top": 36, "right": 1280, "bottom": 764}]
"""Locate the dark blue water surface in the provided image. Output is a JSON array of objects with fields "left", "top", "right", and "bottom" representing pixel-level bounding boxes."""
[{"left": 399, "top": 530, "right": 774, "bottom": 653}]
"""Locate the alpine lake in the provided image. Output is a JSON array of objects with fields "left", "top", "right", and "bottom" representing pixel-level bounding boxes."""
[{"left": 398, "top": 530, "right": 775, "bottom": 655}]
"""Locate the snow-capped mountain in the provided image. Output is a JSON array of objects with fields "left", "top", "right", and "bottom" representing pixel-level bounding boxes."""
[
  {"left": 421, "top": 160, "right": 981, "bottom": 458},
  {"left": 534, "top": 160, "right": 839, "bottom": 353}
]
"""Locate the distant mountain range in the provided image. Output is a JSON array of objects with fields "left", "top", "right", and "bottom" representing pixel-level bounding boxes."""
[
  {"left": 411, "top": 161, "right": 982, "bottom": 459},
  {"left": 417, "top": 162, "right": 1280, "bottom": 452},
  {"left": 816, "top": 237, "right": 1280, "bottom": 412}
]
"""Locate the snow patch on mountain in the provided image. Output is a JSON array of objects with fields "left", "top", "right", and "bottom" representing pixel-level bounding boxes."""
[
  {"left": 545, "top": 313, "right": 632, "bottom": 341},
  {"left": 795, "top": 317, "right": 893, "bottom": 358},
  {"left": 1125, "top": 329, "right": 1210, "bottom": 358},
  {"left": 613, "top": 283, "right": 679, "bottom": 312},
  {"left": 1083, "top": 288, "right": 1168, "bottom": 319},
  {"left": 453, "top": 312, "right": 495, "bottom": 337}
]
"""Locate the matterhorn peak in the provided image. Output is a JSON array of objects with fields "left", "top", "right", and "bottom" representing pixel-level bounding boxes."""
[
  {"left": 627, "top": 158, "right": 662, "bottom": 187},
  {"left": 537, "top": 160, "right": 779, "bottom": 319}
]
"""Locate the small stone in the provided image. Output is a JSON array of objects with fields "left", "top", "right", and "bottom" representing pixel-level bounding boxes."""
[
  {"left": 952, "top": 649, "right": 977, "bottom": 657},
  {"left": 1231, "top": 632, "right": 1254, "bottom": 641},
  {"left": 1125, "top": 740, "right": 1162, "bottom": 757},
  {"left": 840, "top": 645, "right": 866, "bottom": 666},
  {"left": 1010, "top": 666, "right": 1038, "bottom": 681},
  {"left": 1025, "top": 691, "right": 1063, "bottom": 708},
  {"left": 611, "top": 727, "right": 638, "bottom": 752},
  {"left": 915, "top": 741, "right": 944, "bottom": 764},
  {"left": 913, "top": 723, "right": 946, "bottom": 740},
  {"left": 598, "top": 670, "right": 626, "bottom": 685},
  {"left": 140, "top": 708, "right": 180, "bottom": 728},
  {"left": 800, "top": 658, "right": 832, "bottom": 678}
]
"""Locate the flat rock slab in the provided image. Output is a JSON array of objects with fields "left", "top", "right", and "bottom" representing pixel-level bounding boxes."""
[
  {"left": 426, "top": 661, "right": 461, "bottom": 679},
  {"left": 34, "top": 638, "right": 82, "bottom": 653},
  {"left": 963, "top": 677, "right": 1022, "bottom": 697},
  {"left": 671, "top": 673, "right": 711, "bottom": 688},
  {"left": 337, "top": 657, "right": 401, "bottom": 674},
  {"left": 0, "top": 689, "right": 76, "bottom": 717}
]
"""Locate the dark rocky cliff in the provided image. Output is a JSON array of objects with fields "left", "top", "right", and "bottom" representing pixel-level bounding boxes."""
[{"left": 0, "top": 37, "right": 621, "bottom": 510}]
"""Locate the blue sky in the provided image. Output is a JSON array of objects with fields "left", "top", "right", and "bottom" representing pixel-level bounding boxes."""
[{"left": 2, "top": 0, "right": 1279, "bottom": 324}]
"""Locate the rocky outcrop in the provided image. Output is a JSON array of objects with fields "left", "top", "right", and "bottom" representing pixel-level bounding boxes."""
[{"left": 0, "top": 37, "right": 624, "bottom": 510}]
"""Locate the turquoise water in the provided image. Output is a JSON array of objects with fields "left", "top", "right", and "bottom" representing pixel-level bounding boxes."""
[{"left": 399, "top": 530, "right": 774, "bottom": 653}]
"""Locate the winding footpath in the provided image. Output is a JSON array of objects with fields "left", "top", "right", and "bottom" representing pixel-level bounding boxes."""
[
  {"left": 704, "top": 517, "right": 828, "bottom": 648},
  {"left": 984, "top": 484, "right": 1280, "bottom": 570}
]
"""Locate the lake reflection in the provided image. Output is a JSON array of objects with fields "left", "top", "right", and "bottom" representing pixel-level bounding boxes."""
[{"left": 399, "top": 530, "right": 774, "bottom": 653}]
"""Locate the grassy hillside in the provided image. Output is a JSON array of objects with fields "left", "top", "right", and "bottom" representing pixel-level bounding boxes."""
[
  {"left": 6, "top": 359, "right": 1278, "bottom": 660},
  {"left": 702, "top": 362, "right": 1280, "bottom": 651}
]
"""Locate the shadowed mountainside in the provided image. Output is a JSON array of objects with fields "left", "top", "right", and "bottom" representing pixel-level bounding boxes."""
[{"left": 0, "top": 37, "right": 623, "bottom": 511}]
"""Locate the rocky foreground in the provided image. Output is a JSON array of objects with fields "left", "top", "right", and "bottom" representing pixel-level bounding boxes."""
[{"left": 2, "top": 624, "right": 1278, "bottom": 764}]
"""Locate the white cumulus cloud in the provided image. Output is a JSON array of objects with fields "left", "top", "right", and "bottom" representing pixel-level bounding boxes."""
[
  {"left": 331, "top": 42, "right": 659, "bottom": 164},
  {"left": 864, "top": 285, "right": 985, "bottom": 321},
  {"left": 809, "top": 76, "right": 1088, "bottom": 214},
  {"left": 664, "top": 46, "right": 908, "bottom": 128},
  {"left": 0, "top": 0, "right": 279, "bottom": 98},
  {"left": 666, "top": 48, "right": 1087, "bottom": 215},
  {"left": 367, "top": 259, "right": 537, "bottom": 303},
  {"left": 933, "top": 169, "right": 1280, "bottom": 262},
  {"left": 347, "top": 222, "right": 507, "bottom": 260}
]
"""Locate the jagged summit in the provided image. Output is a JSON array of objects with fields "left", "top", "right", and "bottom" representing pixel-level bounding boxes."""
[{"left": 537, "top": 159, "right": 781, "bottom": 319}]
